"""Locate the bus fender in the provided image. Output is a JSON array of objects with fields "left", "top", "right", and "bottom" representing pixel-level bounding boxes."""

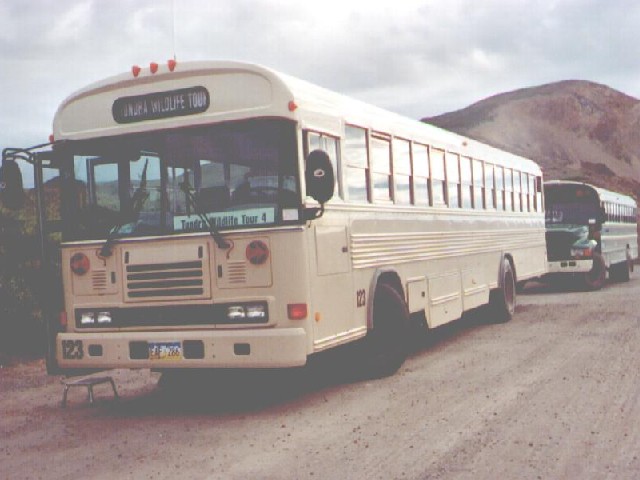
[{"left": 366, "top": 268, "right": 404, "bottom": 330}]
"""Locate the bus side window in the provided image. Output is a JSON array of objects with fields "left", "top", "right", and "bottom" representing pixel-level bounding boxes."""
[
  {"left": 430, "top": 148, "right": 446, "bottom": 206},
  {"left": 412, "top": 143, "right": 430, "bottom": 206},
  {"left": 495, "top": 166, "right": 505, "bottom": 211},
  {"left": 393, "top": 138, "right": 412, "bottom": 205},
  {"left": 370, "top": 133, "right": 392, "bottom": 203},
  {"left": 472, "top": 159, "right": 483, "bottom": 209},
  {"left": 504, "top": 168, "right": 513, "bottom": 211},
  {"left": 344, "top": 125, "right": 369, "bottom": 203},
  {"left": 304, "top": 131, "right": 341, "bottom": 200},
  {"left": 460, "top": 156, "right": 473, "bottom": 209},
  {"left": 484, "top": 163, "right": 495, "bottom": 209},
  {"left": 445, "top": 152, "right": 460, "bottom": 208},
  {"left": 514, "top": 171, "right": 522, "bottom": 212}
]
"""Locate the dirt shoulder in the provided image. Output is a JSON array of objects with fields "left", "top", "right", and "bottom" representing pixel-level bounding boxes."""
[{"left": 2, "top": 278, "right": 640, "bottom": 479}]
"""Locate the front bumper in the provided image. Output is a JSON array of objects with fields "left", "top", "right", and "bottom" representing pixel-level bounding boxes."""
[
  {"left": 57, "top": 328, "right": 308, "bottom": 370},
  {"left": 547, "top": 259, "right": 593, "bottom": 274}
]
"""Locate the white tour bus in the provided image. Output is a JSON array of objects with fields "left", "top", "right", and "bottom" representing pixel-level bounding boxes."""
[
  {"left": 1, "top": 61, "right": 546, "bottom": 378},
  {"left": 544, "top": 180, "right": 638, "bottom": 289}
]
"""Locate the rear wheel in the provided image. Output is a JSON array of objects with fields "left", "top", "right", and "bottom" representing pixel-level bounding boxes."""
[
  {"left": 584, "top": 253, "right": 606, "bottom": 290},
  {"left": 361, "top": 284, "right": 409, "bottom": 379},
  {"left": 610, "top": 259, "right": 631, "bottom": 282},
  {"left": 488, "top": 258, "right": 516, "bottom": 323}
]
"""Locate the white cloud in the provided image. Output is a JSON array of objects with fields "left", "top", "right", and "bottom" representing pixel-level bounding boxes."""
[{"left": 2, "top": 0, "right": 640, "bottom": 147}]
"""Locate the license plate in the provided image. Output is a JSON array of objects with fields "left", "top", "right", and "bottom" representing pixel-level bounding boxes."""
[{"left": 149, "top": 342, "right": 182, "bottom": 361}]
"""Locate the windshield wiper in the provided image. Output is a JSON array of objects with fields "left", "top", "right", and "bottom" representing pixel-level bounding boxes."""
[
  {"left": 180, "top": 179, "right": 230, "bottom": 249},
  {"left": 99, "top": 159, "right": 149, "bottom": 257}
]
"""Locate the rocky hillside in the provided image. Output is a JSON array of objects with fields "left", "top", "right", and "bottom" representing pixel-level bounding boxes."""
[{"left": 423, "top": 80, "right": 640, "bottom": 198}]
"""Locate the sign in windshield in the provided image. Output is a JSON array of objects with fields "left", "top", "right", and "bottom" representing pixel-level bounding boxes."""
[{"left": 174, "top": 207, "right": 276, "bottom": 232}]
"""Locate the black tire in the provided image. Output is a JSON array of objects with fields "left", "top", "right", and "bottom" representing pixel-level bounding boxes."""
[
  {"left": 361, "top": 284, "right": 409, "bottom": 379},
  {"left": 488, "top": 258, "right": 516, "bottom": 323},
  {"left": 583, "top": 252, "right": 606, "bottom": 290},
  {"left": 611, "top": 259, "right": 631, "bottom": 282}
]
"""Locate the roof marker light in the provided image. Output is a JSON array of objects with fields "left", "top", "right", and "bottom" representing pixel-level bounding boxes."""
[
  {"left": 49, "top": 134, "right": 55, "bottom": 143},
  {"left": 288, "top": 100, "right": 298, "bottom": 112},
  {"left": 132, "top": 65, "right": 141, "bottom": 77},
  {"left": 168, "top": 59, "right": 177, "bottom": 71},
  {"left": 150, "top": 62, "right": 159, "bottom": 74}
]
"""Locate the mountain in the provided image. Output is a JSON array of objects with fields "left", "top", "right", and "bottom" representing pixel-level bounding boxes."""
[{"left": 423, "top": 80, "right": 640, "bottom": 198}]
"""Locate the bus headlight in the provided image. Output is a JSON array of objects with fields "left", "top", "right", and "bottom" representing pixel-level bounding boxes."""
[
  {"left": 77, "top": 310, "right": 113, "bottom": 327},
  {"left": 245, "top": 304, "right": 266, "bottom": 319},
  {"left": 227, "top": 306, "right": 246, "bottom": 320},
  {"left": 226, "top": 303, "right": 267, "bottom": 321},
  {"left": 571, "top": 247, "right": 593, "bottom": 258},
  {"left": 97, "top": 311, "right": 113, "bottom": 324},
  {"left": 80, "top": 311, "right": 95, "bottom": 325}
]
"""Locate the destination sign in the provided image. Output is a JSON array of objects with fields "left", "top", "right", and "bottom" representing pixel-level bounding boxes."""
[{"left": 112, "top": 86, "right": 210, "bottom": 124}]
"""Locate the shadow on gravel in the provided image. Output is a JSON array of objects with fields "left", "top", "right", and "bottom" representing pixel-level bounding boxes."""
[
  {"left": 519, "top": 279, "right": 605, "bottom": 295},
  {"left": 97, "top": 308, "right": 503, "bottom": 417}
]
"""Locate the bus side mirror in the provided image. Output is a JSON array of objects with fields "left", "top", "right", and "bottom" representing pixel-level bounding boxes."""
[
  {"left": 0, "top": 160, "right": 25, "bottom": 209},
  {"left": 305, "top": 149, "right": 334, "bottom": 205}
]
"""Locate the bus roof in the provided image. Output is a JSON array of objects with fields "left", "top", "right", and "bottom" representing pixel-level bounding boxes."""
[
  {"left": 545, "top": 180, "right": 637, "bottom": 207},
  {"left": 53, "top": 60, "right": 540, "bottom": 174}
]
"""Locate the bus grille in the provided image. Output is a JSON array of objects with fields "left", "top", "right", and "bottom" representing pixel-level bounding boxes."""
[
  {"left": 126, "top": 260, "right": 204, "bottom": 299},
  {"left": 545, "top": 231, "right": 575, "bottom": 261}
]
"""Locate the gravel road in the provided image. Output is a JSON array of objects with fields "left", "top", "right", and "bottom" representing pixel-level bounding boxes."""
[{"left": 2, "top": 277, "right": 640, "bottom": 480}]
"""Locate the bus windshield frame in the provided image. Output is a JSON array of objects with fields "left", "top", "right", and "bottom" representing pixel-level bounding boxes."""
[{"left": 55, "top": 118, "right": 301, "bottom": 242}]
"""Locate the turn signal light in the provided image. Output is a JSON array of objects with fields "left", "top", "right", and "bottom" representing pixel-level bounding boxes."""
[
  {"left": 70, "top": 252, "right": 90, "bottom": 275},
  {"left": 287, "top": 303, "right": 308, "bottom": 320}
]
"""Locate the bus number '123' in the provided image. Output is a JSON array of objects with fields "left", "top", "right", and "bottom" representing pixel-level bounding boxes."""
[
  {"left": 356, "top": 289, "right": 366, "bottom": 308},
  {"left": 62, "top": 340, "right": 84, "bottom": 360}
]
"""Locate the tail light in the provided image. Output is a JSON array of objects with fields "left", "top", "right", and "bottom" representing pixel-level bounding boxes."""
[{"left": 287, "top": 303, "right": 308, "bottom": 320}]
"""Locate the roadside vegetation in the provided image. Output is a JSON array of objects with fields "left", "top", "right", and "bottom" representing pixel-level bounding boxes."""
[{"left": 0, "top": 195, "right": 50, "bottom": 363}]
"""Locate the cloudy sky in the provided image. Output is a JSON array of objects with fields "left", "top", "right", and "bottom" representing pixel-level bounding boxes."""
[{"left": 2, "top": 0, "right": 640, "bottom": 148}]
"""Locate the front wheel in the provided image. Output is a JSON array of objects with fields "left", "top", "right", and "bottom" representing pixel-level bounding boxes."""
[
  {"left": 488, "top": 258, "right": 516, "bottom": 323},
  {"left": 360, "top": 284, "right": 410, "bottom": 379}
]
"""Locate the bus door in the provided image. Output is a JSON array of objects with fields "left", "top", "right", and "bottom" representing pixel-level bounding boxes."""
[{"left": 33, "top": 150, "right": 66, "bottom": 374}]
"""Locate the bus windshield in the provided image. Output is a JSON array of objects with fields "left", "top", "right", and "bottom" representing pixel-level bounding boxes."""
[
  {"left": 545, "top": 185, "right": 600, "bottom": 226},
  {"left": 58, "top": 119, "right": 300, "bottom": 241}
]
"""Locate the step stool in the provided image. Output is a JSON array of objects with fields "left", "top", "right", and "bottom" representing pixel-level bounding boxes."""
[{"left": 61, "top": 376, "right": 119, "bottom": 407}]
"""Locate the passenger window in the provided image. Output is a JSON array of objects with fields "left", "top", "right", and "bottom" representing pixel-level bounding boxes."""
[
  {"left": 430, "top": 149, "right": 446, "bottom": 206},
  {"left": 412, "top": 143, "right": 430, "bottom": 206},
  {"left": 393, "top": 138, "right": 412, "bottom": 205},
  {"left": 495, "top": 166, "right": 505, "bottom": 211},
  {"left": 345, "top": 125, "right": 369, "bottom": 202},
  {"left": 472, "top": 159, "right": 483, "bottom": 209},
  {"left": 445, "top": 152, "right": 460, "bottom": 208},
  {"left": 484, "top": 163, "right": 495, "bottom": 209},
  {"left": 504, "top": 168, "right": 513, "bottom": 211},
  {"left": 460, "top": 156, "right": 472, "bottom": 209},
  {"left": 305, "top": 131, "right": 341, "bottom": 200},
  {"left": 514, "top": 171, "right": 522, "bottom": 212},
  {"left": 370, "top": 134, "right": 392, "bottom": 202}
]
